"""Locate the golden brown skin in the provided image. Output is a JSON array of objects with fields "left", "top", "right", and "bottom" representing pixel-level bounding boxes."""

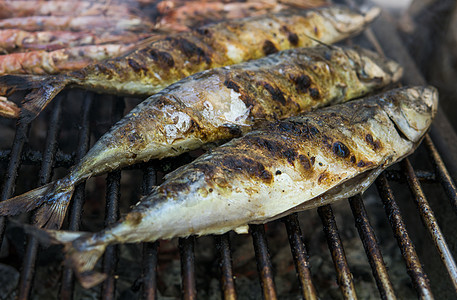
[
  {"left": 0, "top": 45, "right": 401, "bottom": 230},
  {"left": 0, "top": 5, "right": 380, "bottom": 122}
]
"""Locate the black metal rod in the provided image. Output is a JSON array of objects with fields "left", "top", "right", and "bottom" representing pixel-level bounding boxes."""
[
  {"left": 60, "top": 93, "right": 93, "bottom": 300},
  {"left": 348, "top": 195, "right": 396, "bottom": 300},
  {"left": 250, "top": 224, "right": 277, "bottom": 300},
  {"left": 215, "top": 233, "right": 237, "bottom": 300},
  {"left": 101, "top": 97, "right": 124, "bottom": 300},
  {"left": 283, "top": 213, "right": 318, "bottom": 300},
  {"left": 402, "top": 159, "right": 457, "bottom": 292},
  {"left": 318, "top": 205, "right": 358, "bottom": 300},
  {"left": 0, "top": 121, "right": 29, "bottom": 244},
  {"left": 101, "top": 170, "right": 121, "bottom": 300},
  {"left": 424, "top": 135, "right": 457, "bottom": 215},
  {"left": 375, "top": 174, "right": 434, "bottom": 299},
  {"left": 141, "top": 164, "right": 159, "bottom": 300},
  {"left": 179, "top": 236, "right": 197, "bottom": 300},
  {"left": 18, "top": 96, "right": 63, "bottom": 300}
]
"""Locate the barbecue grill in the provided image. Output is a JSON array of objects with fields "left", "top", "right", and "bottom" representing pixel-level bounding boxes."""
[{"left": 1, "top": 2, "right": 457, "bottom": 300}]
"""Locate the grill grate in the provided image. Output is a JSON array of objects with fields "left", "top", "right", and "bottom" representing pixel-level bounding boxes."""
[{"left": 0, "top": 5, "right": 457, "bottom": 300}]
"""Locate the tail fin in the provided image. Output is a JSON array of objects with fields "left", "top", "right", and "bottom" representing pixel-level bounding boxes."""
[
  {"left": 21, "top": 223, "right": 108, "bottom": 288},
  {"left": 0, "top": 179, "right": 75, "bottom": 229},
  {"left": 0, "top": 74, "right": 70, "bottom": 123},
  {"left": 0, "top": 74, "right": 47, "bottom": 91},
  {"left": 20, "top": 75, "right": 69, "bottom": 123}
]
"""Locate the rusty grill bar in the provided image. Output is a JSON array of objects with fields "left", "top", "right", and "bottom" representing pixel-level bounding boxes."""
[{"left": 0, "top": 5, "right": 457, "bottom": 300}]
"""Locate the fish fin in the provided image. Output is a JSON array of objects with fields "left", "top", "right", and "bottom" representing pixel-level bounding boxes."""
[
  {"left": 33, "top": 182, "right": 75, "bottom": 230},
  {"left": 0, "top": 182, "right": 55, "bottom": 216},
  {"left": 0, "top": 75, "right": 47, "bottom": 91},
  {"left": 20, "top": 221, "right": 108, "bottom": 288},
  {"left": 0, "top": 179, "right": 75, "bottom": 229},
  {"left": 20, "top": 75, "right": 69, "bottom": 124}
]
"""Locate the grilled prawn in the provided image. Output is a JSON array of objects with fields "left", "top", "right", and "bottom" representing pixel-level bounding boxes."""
[
  {"left": 30, "top": 86, "right": 438, "bottom": 288},
  {"left": 0, "top": 45, "right": 402, "bottom": 229},
  {"left": 0, "top": 5, "right": 380, "bottom": 122}
]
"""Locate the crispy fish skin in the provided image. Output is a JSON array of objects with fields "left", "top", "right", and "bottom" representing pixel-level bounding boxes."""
[
  {"left": 0, "top": 45, "right": 402, "bottom": 229},
  {"left": 0, "top": 5, "right": 380, "bottom": 122},
  {"left": 32, "top": 86, "right": 438, "bottom": 288}
]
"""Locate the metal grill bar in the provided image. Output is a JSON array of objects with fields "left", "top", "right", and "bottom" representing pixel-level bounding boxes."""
[
  {"left": 18, "top": 96, "right": 63, "bottom": 300},
  {"left": 101, "top": 97, "right": 125, "bottom": 299},
  {"left": 317, "top": 205, "right": 357, "bottom": 299},
  {"left": 250, "top": 224, "right": 277, "bottom": 300},
  {"left": 0, "top": 149, "right": 72, "bottom": 167},
  {"left": 423, "top": 135, "right": 457, "bottom": 215},
  {"left": 141, "top": 164, "right": 159, "bottom": 300},
  {"left": 60, "top": 93, "right": 93, "bottom": 300},
  {"left": 102, "top": 170, "right": 121, "bottom": 299},
  {"left": 215, "top": 233, "right": 237, "bottom": 300},
  {"left": 402, "top": 159, "right": 457, "bottom": 291},
  {"left": 0, "top": 121, "right": 29, "bottom": 244},
  {"left": 179, "top": 236, "right": 197, "bottom": 299},
  {"left": 348, "top": 195, "right": 396, "bottom": 300},
  {"left": 283, "top": 213, "right": 318, "bottom": 300},
  {"left": 375, "top": 174, "right": 434, "bottom": 299}
]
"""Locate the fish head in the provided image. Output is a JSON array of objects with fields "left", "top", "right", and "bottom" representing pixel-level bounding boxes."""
[
  {"left": 322, "top": 6, "right": 381, "bottom": 34},
  {"left": 381, "top": 86, "right": 438, "bottom": 143},
  {"left": 343, "top": 47, "right": 403, "bottom": 88}
]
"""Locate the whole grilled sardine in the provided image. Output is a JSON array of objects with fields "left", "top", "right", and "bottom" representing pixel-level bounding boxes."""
[
  {"left": 0, "top": 5, "right": 380, "bottom": 122},
  {"left": 28, "top": 86, "right": 438, "bottom": 288},
  {"left": 0, "top": 45, "right": 402, "bottom": 229}
]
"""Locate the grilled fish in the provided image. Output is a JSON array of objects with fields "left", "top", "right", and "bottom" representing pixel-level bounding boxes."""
[
  {"left": 0, "top": 44, "right": 137, "bottom": 75},
  {"left": 0, "top": 45, "right": 402, "bottom": 230},
  {"left": 0, "top": 5, "right": 380, "bottom": 122},
  {"left": 28, "top": 86, "right": 438, "bottom": 288}
]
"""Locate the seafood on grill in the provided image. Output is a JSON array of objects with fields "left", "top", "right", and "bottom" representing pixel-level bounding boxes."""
[
  {"left": 0, "top": 5, "right": 380, "bottom": 122},
  {"left": 153, "top": 0, "right": 328, "bottom": 32},
  {"left": 0, "top": 45, "right": 402, "bottom": 229},
  {"left": 0, "top": 44, "right": 137, "bottom": 75},
  {"left": 25, "top": 86, "right": 438, "bottom": 288},
  {"left": 0, "top": 15, "right": 152, "bottom": 32},
  {"left": 0, "top": 29, "right": 154, "bottom": 53},
  {"left": 0, "top": 1, "right": 134, "bottom": 19}
]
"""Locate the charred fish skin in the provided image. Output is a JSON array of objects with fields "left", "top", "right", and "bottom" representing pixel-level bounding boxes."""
[
  {"left": 37, "top": 86, "right": 437, "bottom": 289},
  {"left": 76, "top": 6, "right": 381, "bottom": 95},
  {"left": 0, "top": 45, "right": 402, "bottom": 229},
  {"left": 0, "top": 5, "right": 380, "bottom": 122}
]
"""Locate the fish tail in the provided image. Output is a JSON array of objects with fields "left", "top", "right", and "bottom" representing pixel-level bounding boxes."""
[
  {"left": 21, "top": 223, "right": 107, "bottom": 288},
  {"left": 0, "top": 74, "right": 47, "bottom": 91},
  {"left": 19, "top": 75, "right": 70, "bottom": 123},
  {"left": 0, "top": 179, "right": 75, "bottom": 229}
]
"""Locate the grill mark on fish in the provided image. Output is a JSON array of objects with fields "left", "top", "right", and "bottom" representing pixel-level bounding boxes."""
[
  {"left": 165, "top": 37, "right": 212, "bottom": 64},
  {"left": 141, "top": 49, "right": 175, "bottom": 68},
  {"left": 259, "top": 81, "right": 287, "bottom": 105},
  {"left": 262, "top": 40, "right": 278, "bottom": 55},
  {"left": 332, "top": 141, "right": 350, "bottom": 158},
  {"left": 365, "top": 133, "right": 381, "bottom": 150},
  {"left": 290, "top": 74, "right": 311, "bottom": 93}
]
